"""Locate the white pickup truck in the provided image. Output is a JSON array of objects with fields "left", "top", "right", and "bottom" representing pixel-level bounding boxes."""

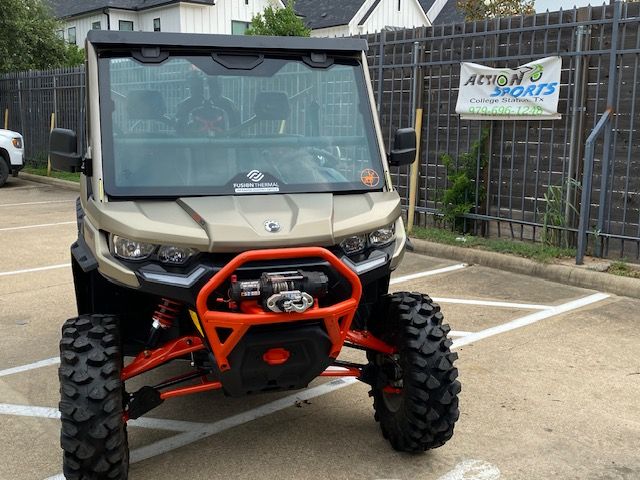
[{"left": 0, "top": 129, "right": 24, "bottom": 187}]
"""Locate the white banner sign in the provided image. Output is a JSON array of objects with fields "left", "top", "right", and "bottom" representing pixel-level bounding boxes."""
[{"left": 455, "top": 56, "right": 562, "bottom": 120}]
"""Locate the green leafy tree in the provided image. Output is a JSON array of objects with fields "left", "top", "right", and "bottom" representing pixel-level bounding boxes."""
[
  {"left": 457, "top": 0, "right": 535, "bottom": 21},
  {"left": 246, "top": 0, "right": 311, "bottom": 37},
  {"left": 0, "top": 0, "right": 83, "bottom": 73}
]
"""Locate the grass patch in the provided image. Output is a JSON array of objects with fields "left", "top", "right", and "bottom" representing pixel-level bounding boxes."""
[
  {"left": 410, "top": 226, "right": 576, "bottom": 263},
  {"left": 607, "top": 260, "right": 640, "bottom": 279},
  {"left": 23, "top": 166, "right": 80, "bottom": 183}
]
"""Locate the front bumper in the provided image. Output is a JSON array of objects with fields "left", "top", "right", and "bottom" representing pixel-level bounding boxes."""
[{"left": 11, "top": 163, "right": 23, "bottom": 176}]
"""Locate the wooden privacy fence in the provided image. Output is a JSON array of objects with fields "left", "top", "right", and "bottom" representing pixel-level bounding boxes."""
[{"left": 0, "top": 2, "right": 638, "bottom": 263}]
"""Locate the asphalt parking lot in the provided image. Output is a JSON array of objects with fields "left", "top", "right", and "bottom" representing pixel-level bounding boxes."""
[{"left": 1, "top": 175, "right": 639, "bottom": 480}]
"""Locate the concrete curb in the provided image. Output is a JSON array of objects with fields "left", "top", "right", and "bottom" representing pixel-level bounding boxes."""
[
  {"left": 410, "top": 237, "right": 640, "bottom": 300},
  {"left": 18, "top": 172, "right": 80, "bottom": 191}
]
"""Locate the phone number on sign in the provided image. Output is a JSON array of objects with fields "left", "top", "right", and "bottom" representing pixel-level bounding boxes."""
[{"left": 467, "top": 105, "right": 544, "bottom": 115}]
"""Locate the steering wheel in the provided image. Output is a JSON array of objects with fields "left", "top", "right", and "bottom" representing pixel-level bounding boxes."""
[{"left": 187, "top": 104, "right": 228, "bottom": 135}]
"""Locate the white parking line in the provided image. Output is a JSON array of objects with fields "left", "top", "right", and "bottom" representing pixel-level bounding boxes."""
[
  {"left": 0, "top": 263, "right": 70, "bottom": 277},
  {"left": 452, "top": 293, "right": 609, "bottom": 349},
  {"left": 432, "top": 297, "right": 550, "bottom": 310},
  {"left": 0, "top": 200, "right": 75, "bottom": 208},
  {"left": 0, "top": 357, "right": 60, "bottom": 377},
  {"left": 449, "top": 330, "right": 473, "bottom": 337},
  {"left": 0, "top": 403, "right": 208, "bottom": 432},
  {"left": 0, "top": 221, "right": 75, "bottom": 232},
  {"left": 129, "top": 378, "right": 359, "bottom": 463},
  {"left": 437, "top": 459, "right": 501, "bottom": 480},
  {"left": 390, "top": 263, "right": 467, "bottom": 284}
]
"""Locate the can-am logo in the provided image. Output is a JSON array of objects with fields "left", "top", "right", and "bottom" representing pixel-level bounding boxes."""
[{"left": 247, "top": 170, "right": 265, "bottom": 182}]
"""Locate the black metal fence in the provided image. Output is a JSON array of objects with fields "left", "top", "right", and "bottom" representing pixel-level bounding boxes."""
[
  {"left": 0, "top": 2, "right": 638, "bottom": 263},
  {"left": 363, "top": 2, "right": 640, "bottom": 263},
  {"left": 0, "top": 66, "right": 85, "bottom": 165}
]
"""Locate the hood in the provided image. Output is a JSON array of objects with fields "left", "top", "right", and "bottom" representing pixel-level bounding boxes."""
[
  {"left": 0, "top": 129, "right": 22, "bottom": 139},
  {"left": 86, "top": 192, "right": 401, "bottom": 253}
]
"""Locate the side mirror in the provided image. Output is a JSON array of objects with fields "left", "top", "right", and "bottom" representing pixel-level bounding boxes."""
[
  {"left": 50, "top": 128, "right": 82, "bottom": 172},
  {"left": 388, "top": 128, "right": 417, "bottom": 167}
]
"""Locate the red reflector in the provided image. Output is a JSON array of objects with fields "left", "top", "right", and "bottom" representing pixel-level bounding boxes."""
[{"left": 263, "top": 348, "right": 290, "bottom": 365}]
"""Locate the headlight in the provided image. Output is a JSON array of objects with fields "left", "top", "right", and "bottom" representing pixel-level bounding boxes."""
[
  {"left": 111, "top": 235, "right": 156, "bottom": 260},
  {"left": 369, "top": 223, "right": 396, "bottom": 246},
  {"left": 340, "top": 223, "right": 397, "bottom": 256},
  {"left": 157, "top": 245, "right": 197, "bottom": 265},
  {"left": 12, "top": 137, "right": 22, "bottom": 149},
  {"left": 340, "top": 234, "right": 367, "bottom": 255}
]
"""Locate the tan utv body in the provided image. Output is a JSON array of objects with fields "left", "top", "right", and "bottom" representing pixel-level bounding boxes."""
[{"left": 50, "top": 31, "right": 460, "bottom": 480}]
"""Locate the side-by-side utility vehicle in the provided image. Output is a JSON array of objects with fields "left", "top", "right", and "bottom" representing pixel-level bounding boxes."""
[{"left": 50, "top": 30, "right": 460, "bottom": 479}]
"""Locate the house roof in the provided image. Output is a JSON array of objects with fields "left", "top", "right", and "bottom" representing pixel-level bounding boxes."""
[
  {"left": 46, "top": 0, "right": 215, "bottom": 19},
  {"left": 431, "top": 0, "right": 465, "bottom": 24},
  {"left": 295, "top": 0, "right": 461, "bottom": 30},
  {"left": 294, "top": 0, "right": 367, "bottom": 29},
  {"left": 417, "top": 0, "right": 437, "bottom": 15}
]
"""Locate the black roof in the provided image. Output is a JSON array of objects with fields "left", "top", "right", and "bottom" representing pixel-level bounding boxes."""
[
  {"left": 47, "top": 0, "right": 214, "bottom": 19},
  {"left": 294, "top": 0, "right": 458, "bottom": 29},
  {"left": 431, "top": 0, "right": 465, "bottom": 24},
  {"left": 417, "top": 0, "right": 437, "bottom": 15},
  {"left": 294, "top": 0, "right": 367, "bottom": 29},
  {"left": 86, "top": 29, "right": 368, "bottom": 52}
]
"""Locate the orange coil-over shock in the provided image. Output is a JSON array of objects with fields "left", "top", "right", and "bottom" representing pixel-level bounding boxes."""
[{"left": 147, "top": 298, "right": 182, "bottom": 348}]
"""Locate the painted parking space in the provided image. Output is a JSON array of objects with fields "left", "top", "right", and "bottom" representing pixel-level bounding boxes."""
[{"left": 1, "top": 177, "right": 639, "bottom": 480}]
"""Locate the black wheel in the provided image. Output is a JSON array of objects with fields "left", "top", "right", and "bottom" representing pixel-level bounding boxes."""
[
  {"left": 368, "top": 292, "right": 460, "bottom": 452},
  {"left": 0, "top": 158, "right": 9, "bottom": 187},
  {"left": 59, "top": 314, "right": 129, "bottom": 479}
]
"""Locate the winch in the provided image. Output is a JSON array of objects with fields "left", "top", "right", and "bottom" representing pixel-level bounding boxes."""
[{"left": 229, "top": 270, "right": 329, "bottom": 313}]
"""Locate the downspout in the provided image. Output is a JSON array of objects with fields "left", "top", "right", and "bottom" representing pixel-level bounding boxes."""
[{"left": 103, "top": 8, "right": 111, "bottom": 30}]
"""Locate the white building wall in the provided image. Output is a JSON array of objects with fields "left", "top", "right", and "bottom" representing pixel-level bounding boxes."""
[
  {"left": 109, "top": 9, "right": 140, "bottom": 30},
  {"left": 139, "top": 6, "right": 182, "bottom": 33},
  {"left": 310, "top": 25, "right": 351, "bottom": 38},
  {"left": 180, "top": 0, "right": 283, "bottom": 35},
  {"left": 61, "top": 12, "right": 107, "bottom": 46}
]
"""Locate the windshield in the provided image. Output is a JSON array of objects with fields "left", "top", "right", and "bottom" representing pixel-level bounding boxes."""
[{"left": 98, "top": 53, "right": 384, "bottom": 197}]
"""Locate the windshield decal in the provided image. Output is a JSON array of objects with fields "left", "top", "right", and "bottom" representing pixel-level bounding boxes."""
[
  {"left": 360, "top": 168, "right": 380, "bottom": 188},
  {"left": 233, "top": 171, "right": 280, "bottom": 194}
]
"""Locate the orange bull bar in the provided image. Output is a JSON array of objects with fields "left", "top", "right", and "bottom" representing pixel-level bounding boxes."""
[{"left": 195, "top": 247, "right": 363, "bottom": 372}]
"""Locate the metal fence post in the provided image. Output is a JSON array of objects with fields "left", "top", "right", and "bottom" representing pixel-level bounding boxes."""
[
  {"left": 565, "top": 23, "right": 589, "bottom": 243},
  {"left": 17, "top": 78, "right": 23, "bottom": 131},
  {"left": 577, "top": 109, "right": 611, "bottom": 264},
  {"left": 407, "top": 41, "right": 423, "bottom": 232},
  {"left": 595, "top": 0, "right": 622, "bottom": 256},
  {"left": 376, "top": 30, "right": 385, "bottom": 112}
]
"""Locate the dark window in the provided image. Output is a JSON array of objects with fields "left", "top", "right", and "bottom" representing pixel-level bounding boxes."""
[
  {"left": 398, "top": 0, "right": 401, "bottom": 11},
  {"left": 92, "top": 21, "right": 101, "bottom": 30},
  {"left": 67, "top": 27, "right": 76, "bottom": 44},
  {"left": 153, "top": 18, "right": 161, "bottom": 32},
  {"left": 119, "top": 20, "right": 134, "bottom": 31},
  {"left": 231, "top": 20, "right": 250, "bottom": 35}
]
